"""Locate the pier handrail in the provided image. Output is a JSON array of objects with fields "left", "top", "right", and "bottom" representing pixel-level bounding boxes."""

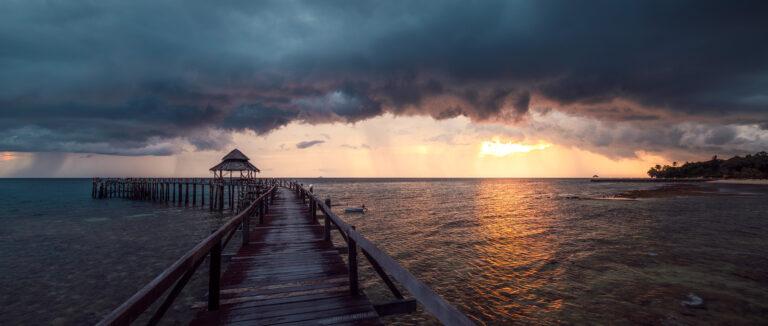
[
  {"left": 292, "top": 182, "right": 476, "bottom": 326},
  {"left": 96, "top": 184, "right": 278, "bottom": 326}
]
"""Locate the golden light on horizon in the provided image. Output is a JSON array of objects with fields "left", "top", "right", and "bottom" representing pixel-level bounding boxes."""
[
  {"left": 1, "top": 152, "right": 17, "bottom": 161},
  {"left": 480, "top": 138, "right": 552, "bottom": 157}
]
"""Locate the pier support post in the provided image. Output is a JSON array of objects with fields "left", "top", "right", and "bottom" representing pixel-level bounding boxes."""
[
  {"left": 193, "top": 184, "right": 197, "bottom": 206},
  {"left": 218, "top": 185, "right": 224, "bottom": 211}
]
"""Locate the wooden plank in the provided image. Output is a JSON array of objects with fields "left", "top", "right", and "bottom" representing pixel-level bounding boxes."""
[{"left": 189, "top": 187, "right": 382, "bottom": 326}]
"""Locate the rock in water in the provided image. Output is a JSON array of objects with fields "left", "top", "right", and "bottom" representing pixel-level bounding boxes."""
[{"left": 681, "top": 293, "right": 705, "bottom": 308}]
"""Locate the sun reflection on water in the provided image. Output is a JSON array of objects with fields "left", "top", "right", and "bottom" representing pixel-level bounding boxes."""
[{"left": 466, "top": 179, "right": 565, "bottom": 323}]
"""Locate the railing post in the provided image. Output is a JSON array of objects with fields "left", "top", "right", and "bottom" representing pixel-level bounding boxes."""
[
  {"left": 208, "top": 240, "right": 222, "bottom": 310},
  {"left": 348, "top": 225, "right": 358, "bottom": 295},
  {"left": 242, "top": 209, "right": 250, "bottom": 245},
  {"left": 324, "top": 198, "right": 331, "bottom": 241},
  {"left": 259, "top": 197, "right": 265, "bottom": 224},
  {"left": 312, "top": 198, "right": 317, "bottom": 221},
  {"left": 310, "top": 188, "right": 316, "bottom": 221}
]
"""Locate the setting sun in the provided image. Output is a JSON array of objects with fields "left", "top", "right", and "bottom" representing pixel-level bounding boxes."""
[{"left": 480, "top": 138, "right": 553, "bottom": 157}]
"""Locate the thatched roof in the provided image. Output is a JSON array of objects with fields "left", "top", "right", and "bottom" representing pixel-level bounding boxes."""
[
  {"left": 222, "top": 148, "right": 249, "bottom": 161},
  {"left": 210, "top": 149, "right": 260, "bottom": 172}
]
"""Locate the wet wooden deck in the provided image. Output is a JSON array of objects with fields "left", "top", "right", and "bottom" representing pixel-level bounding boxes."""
[{"left": 190, "top": 188, "right": 382, "bottom": 326}]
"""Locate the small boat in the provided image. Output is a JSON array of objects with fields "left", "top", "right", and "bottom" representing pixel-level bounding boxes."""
[{"left": 344, "top": 205, "right": 368, "bottom": 213}]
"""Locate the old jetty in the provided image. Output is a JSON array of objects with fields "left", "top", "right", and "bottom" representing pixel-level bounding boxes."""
[{"left": 94, "top": 150, "right": 475, "bottom": 326}]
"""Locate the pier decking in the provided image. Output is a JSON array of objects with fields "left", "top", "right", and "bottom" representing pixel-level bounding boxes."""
[
  {"left": 96, "top": 180, "right": 474, "bottom": 326},
  {"left": 189, "top": 187, "right": 382, "bottom": 325}
]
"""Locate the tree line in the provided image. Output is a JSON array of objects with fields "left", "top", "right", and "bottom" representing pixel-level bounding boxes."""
[{"left": 647, "top": 151, "right": 768, "bottom": 179}]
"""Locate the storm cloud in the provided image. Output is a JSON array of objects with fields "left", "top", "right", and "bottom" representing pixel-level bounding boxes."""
[
  {"left": 1, "top": 0, "right": 767, "bottom": 156},
  {"left": 296, "top": 140, "right": 325, "bottom": 149}
]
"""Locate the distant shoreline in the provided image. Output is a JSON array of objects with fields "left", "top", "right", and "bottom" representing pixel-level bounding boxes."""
[
  {"left": 590, "top": 178, "right": 709, "bottom": 183},
  {"left": 706, "top": 179, "right": 768, "bottom": 185}
]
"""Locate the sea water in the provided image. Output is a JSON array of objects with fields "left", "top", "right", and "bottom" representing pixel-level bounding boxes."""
[{"left": 1, "top": 178, "right": 767, "bottom": 325}]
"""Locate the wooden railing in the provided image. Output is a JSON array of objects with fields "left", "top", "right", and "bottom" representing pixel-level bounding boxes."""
[
  {"left": 96, "top": 185, "right": 278, "bottom": 326},
  {"left": 291, "top": 182, "right": 476, "bottom": 326}
]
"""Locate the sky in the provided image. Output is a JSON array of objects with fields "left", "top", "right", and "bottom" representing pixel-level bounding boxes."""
[{"left": 1, "top": 1, "right": 767, "bottom": 177}]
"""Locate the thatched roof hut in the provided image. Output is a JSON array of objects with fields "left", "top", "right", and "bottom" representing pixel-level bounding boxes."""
[{"left": 210, "top": 149, "right": 260, "bottom": 179}]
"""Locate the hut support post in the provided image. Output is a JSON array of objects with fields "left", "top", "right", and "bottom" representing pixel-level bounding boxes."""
[{"left": 218, "top": 185, "right": 224, "bottom": 211}]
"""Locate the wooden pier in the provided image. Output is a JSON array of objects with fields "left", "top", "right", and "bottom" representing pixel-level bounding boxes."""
[
  {"left": 91, "top": 178, "right": 291, "bottom": 211},
  {"left": 190, "top": 187, "right": 382, "bottom": 325},
  {"left": 96, "top": 181, "right": 475, "bottom": 326}
]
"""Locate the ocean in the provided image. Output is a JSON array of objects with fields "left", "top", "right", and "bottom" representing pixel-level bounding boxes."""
[{"left": 1, "top": 178, "right": 767, "bottom": 325}]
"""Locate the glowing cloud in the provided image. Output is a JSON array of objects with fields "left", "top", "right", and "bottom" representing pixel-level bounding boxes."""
[{"left": 480, "top": 138, "right": 552, "bottom": 157}]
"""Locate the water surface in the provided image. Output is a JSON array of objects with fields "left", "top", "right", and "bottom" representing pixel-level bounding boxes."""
[{"left": 2, "top": 178, "right": 767, "bottom": 325}]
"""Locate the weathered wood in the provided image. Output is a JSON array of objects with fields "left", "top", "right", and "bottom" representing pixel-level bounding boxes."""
[
  {"left": 362, "top": 249, "right": 403, "bottom": 299},
  {"left": 147, "top": 257, "right": 204, "bottom": 326},
  {"left": 324, "top": 198, "right": 332, "bottom": 241},
  {"left": 189, "top": 187, "right": 383, "bottom": 326},
  {"left": 349, "top": 226, "right": 359, "bottom": 296},
  {"left": 96, "top": 186, "right": 276, "bottom": 326},
  {"left": 209, "top": 240, "right": 222, "bottom": 310},
  {"left": 242, "top": 210, "right": 250, "bottom": 245},
  {"left": 373, "top": 298, "right": 417, "bottom": 316},
  {"left": 301, "top": 185, "right": 475, "bottom": 326},
  {"left": 218, "top": 185, "right": 224, "bottom": 211}
]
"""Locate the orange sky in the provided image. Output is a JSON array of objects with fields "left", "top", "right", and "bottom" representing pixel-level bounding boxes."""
[{"left": 0, "top": 115, "right": 670, "bottom": 178}]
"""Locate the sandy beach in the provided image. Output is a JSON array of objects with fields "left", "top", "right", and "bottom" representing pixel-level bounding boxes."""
[{"left": 614, "top": 183, "right": 727, "bottom": 199}]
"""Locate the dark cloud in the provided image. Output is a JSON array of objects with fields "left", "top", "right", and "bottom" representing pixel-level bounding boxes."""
[
  {"left": 296, "top": 140, "right": 325, "bottom": 149},
  {"left": 340, "top": 144, "right": 357, "bottom": 149},
  {"left": 1, "top": 0, "right": 767, "bottom": 156}
]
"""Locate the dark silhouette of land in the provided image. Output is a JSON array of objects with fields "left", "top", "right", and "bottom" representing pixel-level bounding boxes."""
[{"left": 647, "top": 151, "right": 768, "bottom": 179}]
